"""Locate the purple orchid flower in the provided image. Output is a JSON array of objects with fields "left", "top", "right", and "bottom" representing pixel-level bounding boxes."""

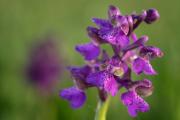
[{"left": 60, "top": 5, "right": 163, "bottom": 117}]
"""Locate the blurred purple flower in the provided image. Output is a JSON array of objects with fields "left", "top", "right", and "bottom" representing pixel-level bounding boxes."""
[
  {"left": 60, "top": 5, "right": 163, "bottom": 117},
  {"left": 26, "top": 37, "right": 62, "bottom": 92}
]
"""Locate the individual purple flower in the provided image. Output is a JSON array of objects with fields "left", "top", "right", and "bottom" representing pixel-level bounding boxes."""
[
  {"left": 132, "top": 57, "right": 156, "bottom": 75},
  {"left": 60, "top": 4, "right": 163, "bottom": 117},
  {"left": 75, "top": 42, "right": 100, "bottom": 61},
  {"left": 60, "top": 87, "right": 86, "bottom": 109},
  {"left": 121, "top": 91, "right": 149, "bottom": 117}
]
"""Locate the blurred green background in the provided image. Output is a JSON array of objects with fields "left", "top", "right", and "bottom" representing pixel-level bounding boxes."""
[{"left": 0, "top": 0, "right": 180, "bottom": 120}]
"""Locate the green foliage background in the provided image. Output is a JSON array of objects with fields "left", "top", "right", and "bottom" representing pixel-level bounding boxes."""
[{"left": 0, "top": 0, "right": 180, "bottom": 120}]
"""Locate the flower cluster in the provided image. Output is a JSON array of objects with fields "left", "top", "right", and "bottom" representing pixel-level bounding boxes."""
[{"left": 60, "top": 5, "right": 163, "bottom": 117}]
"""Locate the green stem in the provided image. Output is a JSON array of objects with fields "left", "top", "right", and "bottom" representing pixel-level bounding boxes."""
[{"left": 94, "top": 96, "right": 111, "bottom": 120}]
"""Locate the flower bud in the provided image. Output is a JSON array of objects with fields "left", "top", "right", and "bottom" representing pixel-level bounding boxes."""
[
  {"left": 108, "top": 5, "right": 121, "bottom": 20},
  {"left": 144, "top": 8, "right": 160, "bottom": 24}
]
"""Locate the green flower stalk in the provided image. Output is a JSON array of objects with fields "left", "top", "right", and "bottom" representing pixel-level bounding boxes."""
[{"left": 95, "top": 96, "right": 111, "bottom": 120}]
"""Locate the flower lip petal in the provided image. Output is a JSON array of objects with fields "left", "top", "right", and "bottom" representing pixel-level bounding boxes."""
[
  {"left": 121, "top": 91, "right": 150, "bottom": 117},
  {"left": 86, "top": 71, "right": 118, "bottom": 96},
  {"left": 132, "top": 57, "right": 156, "bottom": 75},
  {"left": 103, "top": 71, "right": 118, "bottom": 96},
  {"left": 60, "top": 87, "right": 86, "bottom": 109}
]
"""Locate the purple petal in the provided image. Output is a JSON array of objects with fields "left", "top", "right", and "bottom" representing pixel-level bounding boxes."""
[
  {"left": 139, "top": 46, "right": 164, "bottom": 59},
  {"left": 103, "top": 72, "right": 118, "bottom": 96},
  {"left": 122, "top": 51, "right": 137, "bottom": 63},
  {"left": 99, "top": 27, "right": 129, "bottom": 48},
  {"left": 86, "top": 71, "right": 118, "bottom": 96},
  {"left": 87, "top": 26, "right": 106, "bottom": 45},
  {"left": 115, "top": 16, "right": 129, "bottom": 35},
  {"left": 67, "top": 65, "right": 93, "bottom": 89},
  {"left": 86, "top": 71, "right": 105, "bottom": 87},
  {"left": 132, "top": 57, "right": 156, "bottom": 75},
  {"left": 60, "top": 87, "right": 86, "bottom": 109},
  {"left": 99, "top": 28, "right": 115, "bottom": 42},
  {"left": 75, "top": 42, "right": 100, "bottom": 61},
  {"left": 116, "top": 30, "right": 130, "bottom": 48},
  {"left": 92, "top": 18, "right": 113, "bottom": 29},
  {"left": 68, "top": 65, "right": 91, "bottom": 80},
  {"left": 132, "top": 57, "right": 145, "bottom": 75},
  {"left": 108, "top": 56, "right": 121, "bottom": 67},
  {"left": 143, "top": 60, "right": 157, "bottom": 75},
  {"left": 121, "top": 91, "right": 149, "bottom": 117}
]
